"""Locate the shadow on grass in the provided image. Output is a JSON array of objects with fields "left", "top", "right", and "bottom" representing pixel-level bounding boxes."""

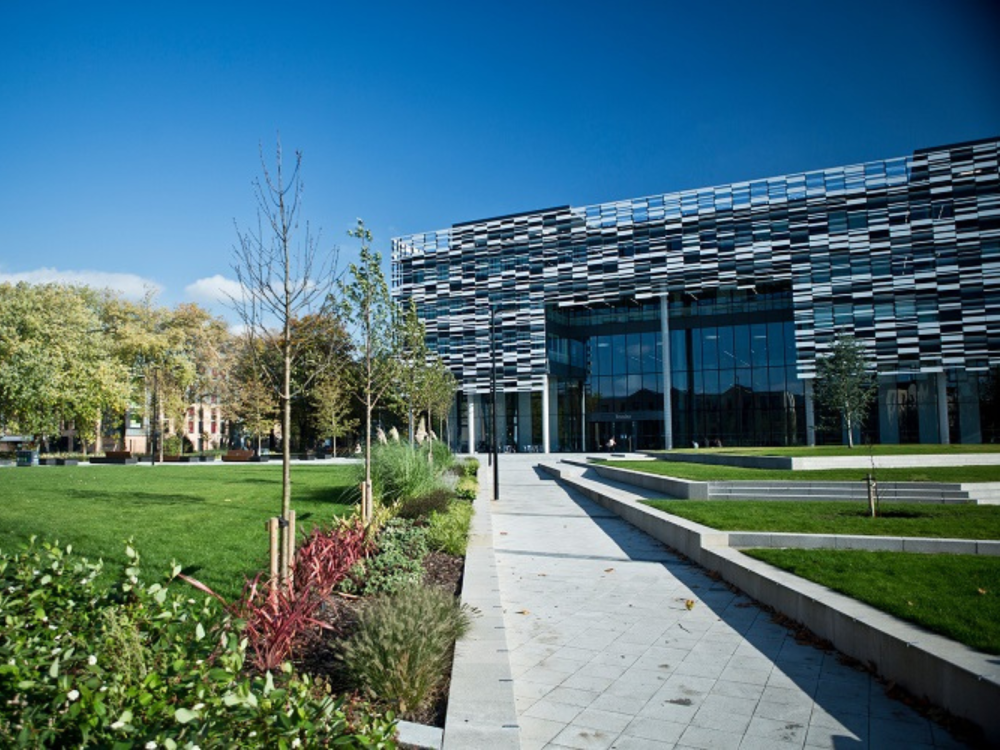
[
  {"left": 296, "top": 485, "right": 361, "bottom": 506},
  {"left": 66, "top": 490, "right": 205, "bottom": 505}
]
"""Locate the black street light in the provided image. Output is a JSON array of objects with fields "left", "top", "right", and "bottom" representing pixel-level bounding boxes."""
[{"left": 489, "top": 304, "right": 499, "bottom": 501}]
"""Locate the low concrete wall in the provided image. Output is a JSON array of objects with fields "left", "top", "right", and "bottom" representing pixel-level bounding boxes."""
[
  {"left": 644, "top": 450, "right": 1000, "bottom": 471},
  {"left": 588, "top": 461, "right": 709, "bottom": 499},
  {"left": 540, "top": 462, "right": 1000, "bottom": 745},
  {"left": 645, "top": 451, "right": 794, "bottom": 470}
]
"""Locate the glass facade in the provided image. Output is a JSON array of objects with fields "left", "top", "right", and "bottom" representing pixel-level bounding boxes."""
[{"left": 392, "top": 138, "right": 1000, "bottom": 450}]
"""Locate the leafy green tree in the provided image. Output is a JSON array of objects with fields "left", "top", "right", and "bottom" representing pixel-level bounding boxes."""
[
  {"left": 311, "top": 368, "right": 359, "bottom": 456},
  {"left": 397, "top": 299, "right": 429, "bottom": 443},
  {"left": 813, "top": 333, "right": 877, "bottom": 448},
  {"left": 0, "top": 283, "right": 130, "bottom": 449},
  {"left": 339, "top": 220, "right": 401, "bottom": 517},
  {"left": 101, "top": 293, "right": 201, "bottom": 459},
  {"left": 422, "top": 353, "right": 457, "bottom": 442}
]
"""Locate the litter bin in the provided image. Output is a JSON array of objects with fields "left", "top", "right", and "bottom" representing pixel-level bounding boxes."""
[{"left": 16, "top": 450, "right": 39, "bottom": 467}]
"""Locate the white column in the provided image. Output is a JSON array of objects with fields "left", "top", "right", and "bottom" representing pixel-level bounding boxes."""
[
  {"left": 467, "top": 395, "right": 476, "bottom": 454},
  {"left": 542, "top": 375, "right": 551, "bottom": 454},
  {"left": 660, "top": 295, "right": 673, "bottom": 450},
  {"left": 804, "top": 378, "right": 816, "bottom": 446},
  {"left": 937, "top": 371, "right": 950, "bottom": 445}
]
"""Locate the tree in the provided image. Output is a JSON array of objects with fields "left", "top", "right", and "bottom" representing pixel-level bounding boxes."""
[
  {"left": 397, "top": 299, "right": 429, "bottom": 443},
  {"left": 223, "top": 335, "right": 279, "bottom": 453},
  {"left": 231, "top": 140, "right": 339, "bottom": 583},
  {"left": 339, "top": 220, "right": 401, "bottom": 520},
  {"left": 101, "top": 292, "right": 202, "bottom": 460},
  {"left": 813, "top": 333, "right": 877, "bottom": 448},
  {"left": 423, "top": 353, "right": 457, "bottom": 441},
  {"left": 0, "top": 283, "right": 131, "bottom": 449},
  {"left": 311, "top": 368, "right": 358, "bottom": 456}
]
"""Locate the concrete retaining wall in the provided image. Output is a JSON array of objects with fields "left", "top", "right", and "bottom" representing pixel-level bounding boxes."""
[
  {"left": 644, "top": 450, "right": 1000, "bottom": 471},
  {"left": 588, "top": 461, "right": 709, "bottom": 499},
  {"left": 540, "top": 462, "right": 1000, "bottom": 745}
]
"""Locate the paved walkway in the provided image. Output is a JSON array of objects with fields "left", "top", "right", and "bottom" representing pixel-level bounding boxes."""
[{"left": 488, "top": 454, "right": 967, "bottom": 750}]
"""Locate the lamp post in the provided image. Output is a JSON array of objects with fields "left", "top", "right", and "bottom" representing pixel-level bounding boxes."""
[{"left": 489, "top": 304, "right": 499, "bottom": 501}]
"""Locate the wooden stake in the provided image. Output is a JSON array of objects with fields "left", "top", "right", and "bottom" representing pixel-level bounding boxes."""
[
  {"left": 267, "top": 517, "right": 279, "bottom": 592},
  {"left": 287, "top": 509, "right": 296, "bottom": 589}
]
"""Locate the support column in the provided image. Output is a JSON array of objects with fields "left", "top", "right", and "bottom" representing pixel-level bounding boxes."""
[
  {"left": 549, "top": 377, "right": 559, "bottom": 452},
  {"left": 580, "top": 384, "right": 587, "bottom": 453},
  {"left": 496, "top": 391, "right": 507, "bottom": 451},
  {"left": 518, "top": 392, "right": 532, "bottom": 451},
  {"left": 804, "top": 378, "right": 816, "bottom": 446},
  {"left": 937, "top": 371, "right": 950, "bottom": 445},
  {"left": 542, "top": 375, "right": 551, "bottom": 454},
  {"left": 467, "top": 395, "right": 476, "bottom": 454},
  {"left": 660, "top": 295, "right": 673, "bottom": 450},
  {"left": 957, "top": 371, "right": 982, "bottom": 444},
  {"left": 878, "top": 378, "right": 900, "bottom": 444},
  {"left": 918, "top": 374, "right": 939, "bottom": 444}
]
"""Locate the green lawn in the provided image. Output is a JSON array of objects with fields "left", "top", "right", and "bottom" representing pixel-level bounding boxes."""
[
  {"left": 0, "top": 464, "right": 359, "bottom": 599},
  {"left": 649, "top": 444, "right": 1000, "bottom": 458},
  {"left": 745, "top": 549, "right": 1000, "bottom": 655},
  {"left": 643, "top": 499, "right": 1000, "bottom": 539},
  {"left": 602, "top": 459, "right": 1000, "bottom": 483}
]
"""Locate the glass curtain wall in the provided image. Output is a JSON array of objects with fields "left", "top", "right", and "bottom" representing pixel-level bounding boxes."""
[{"left": 548, "top": 284, "right": 806, "bottom": 451}]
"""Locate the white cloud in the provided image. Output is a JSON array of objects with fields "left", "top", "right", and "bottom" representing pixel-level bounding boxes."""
[
  {"left": 184, "top": 274, "right": 243, "bottom": 304},
  {"left": 0, "top": 267, "right": 161, "bottom": 300}
]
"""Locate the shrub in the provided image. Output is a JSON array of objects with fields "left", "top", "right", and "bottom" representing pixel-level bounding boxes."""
[
  {"left": 422, "top": 440, "right": 454, "bottom": 471},
  {"left": 0, "top": 539, "right": 397, "bottom": 748},
  {"left": 338, "top": 585, "right": 471, "bottom": 719},
  {"left": 460, "top": 458, "right": 479, "bottom": 478},
  {"left": 427, "top": 500, "right": 475, "bottom": 557},
  {"left": 397, "top": 487, "right": 452, "bottom": 520},
  {"left": 455, "top": 476, "right": 477, "bottom": 502},
  {"left": 364, "top": 443, "right": 448, "bottom": 506},
  {"left": 342, "top": 519, "right": 428, "bottom": 597},
  {"left": 163, "top": 434, "right": 183, "bottom": 456},
  {"left": 189, "top": 517, "right": 372, "bottom": 673}
]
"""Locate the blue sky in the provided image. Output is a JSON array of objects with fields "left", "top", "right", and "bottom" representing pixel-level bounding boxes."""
[{"left": 1, "top": 0, "right": 998, "bottom": 321}]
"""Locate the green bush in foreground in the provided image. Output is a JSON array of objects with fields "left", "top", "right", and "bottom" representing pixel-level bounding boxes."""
[
  {"left": 0, "top": 539, "right": 397, "bottom": 749},
  {"left": 338, "top": 585, "right": 471, "bottom": 719},
  {"left": 459, "top": 458, "right": 479, "bottom": 478},
  {"left": 427, "top": 501, "right": 474, "bottom": 557}
]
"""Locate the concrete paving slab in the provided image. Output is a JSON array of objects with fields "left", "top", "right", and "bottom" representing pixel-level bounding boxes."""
[{"left": 476, "top": 454, "right": 973, "bottom": 749}]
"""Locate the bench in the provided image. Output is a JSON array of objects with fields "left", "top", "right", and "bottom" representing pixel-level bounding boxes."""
[
  {"left": 222, "top": 449, "right": 255, "bottom": 462},
  {"left": 90, "top": 450, "right": 138, "bottom": 465}
]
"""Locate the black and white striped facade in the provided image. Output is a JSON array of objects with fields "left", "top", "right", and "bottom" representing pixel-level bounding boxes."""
[{"left": 392, "top": 138, "right": 1000, "bottom": 451}]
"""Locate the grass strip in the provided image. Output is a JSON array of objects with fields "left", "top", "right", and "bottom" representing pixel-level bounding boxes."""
[
  {"left": 603, "top": 459, "right": 1000, "bottom": 483},
  {"left": 649, "top": 444, "right": 1000, "bottom": 457},
  {"left": 745, "top": 549, "right": 1000, "bottom": 655},
  {"left": 643, "top": 499, "right": 1000, "bottom": 539},
  {"left": 0, "top": 464, "right": 358, "bottom": 599}
]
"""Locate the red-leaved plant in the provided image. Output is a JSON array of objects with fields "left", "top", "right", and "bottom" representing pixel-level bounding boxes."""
[{"left": 182, "top": 516, "right": 372, "bottom": 672}]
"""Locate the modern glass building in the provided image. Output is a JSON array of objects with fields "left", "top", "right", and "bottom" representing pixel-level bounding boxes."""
[{"left": 391, "top": 137, "right": 1000, "bottom": 452}]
